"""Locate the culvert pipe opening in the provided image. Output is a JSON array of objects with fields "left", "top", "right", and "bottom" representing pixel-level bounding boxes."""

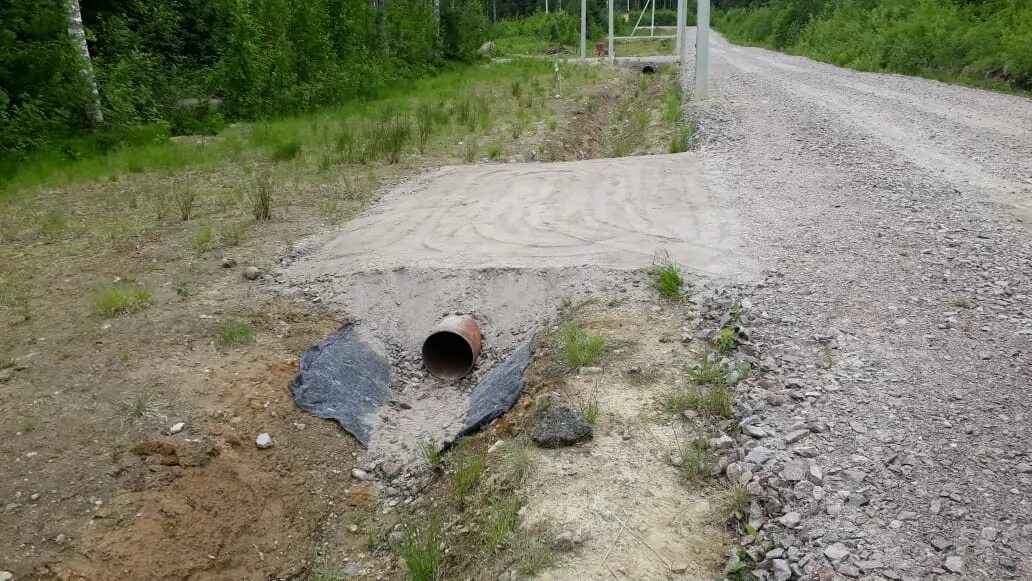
[{"left": 421, "top": 315, "right": 483, "bottom": 380}]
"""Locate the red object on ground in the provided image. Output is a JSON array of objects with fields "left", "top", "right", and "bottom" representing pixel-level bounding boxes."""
[{"left": 595, "top": 41, "right": 606, "bottom": 57}]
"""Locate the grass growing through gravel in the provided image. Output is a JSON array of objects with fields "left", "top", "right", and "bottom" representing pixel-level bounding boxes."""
[
  {"left": 93, "top": 283, "right": 152, "bottom": 316},
  {"left": 650, "top": 252, "right": 686, "bottom": 301},
  {"left": 713, "top": 327, "right": 738, "bottom": 352},
  {"left": 716, "top": 484, "right": 752, "bottom": 526},
  {"left": 421, "top": 440, "right": 443, "bottom": 468},
  {"left": 399, "top": 518, "right": 445, "bottom": 581},
  {"left": 669, "top": 125, "right": 693, "bottom": 153},
  {"left": 215, "top": 320, "right": 256, "bottom": 347},
  {"left": 483, "top": 497, "right": 522, "bottom": 551},
  {"left": 663, "top": 385, "right": 734, "bottom": 419},
  {"left": 558, "top": 322, "right": 605, "bottom": 368},
  {"left": 677, "top": 434, "right": 711, "bottom": 483}
]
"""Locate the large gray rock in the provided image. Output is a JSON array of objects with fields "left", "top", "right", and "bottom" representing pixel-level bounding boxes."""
[{"left": 531, "top": 404, "right": 592, "bottom": 448}]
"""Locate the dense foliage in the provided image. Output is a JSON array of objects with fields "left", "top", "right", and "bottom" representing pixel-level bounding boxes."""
[
  {"left": 0, "top": 0, "right": 490, "bottom": 158},
  {"left": 715, "top": 0, "right": 1032, "bottom": 90}
]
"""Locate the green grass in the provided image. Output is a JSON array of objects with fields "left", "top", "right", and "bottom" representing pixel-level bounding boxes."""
[
  {"left": 663, "top": 385, "right": 733, "bottom": 419},
  {"left": 677, "top": 436, "right": 710, "bottom": 483},
  {"left": 951, "top": 297, "right": 972, "bottom": 309},
  {"left": 688, "top": 355, "right": 725, "bottom": 385},
  {"left": 452, "top": 452, "right": 485, "bottom": 507},
  {"left": 20, "top": 417, "right": 40, "bottom": 433},
  {"left": 216, "top": 320, "right": 256, "bottom": 347},
  {"left": 1, "top": 59, "right": 603, "bottom": 200},
  {"left": 483, "top": 496, "right": 521, "bottom": 551},
  {"left": 37, "top": 209, "right": 69, "bottom": 241},
  {"left": 421, "top": 440, "right": 443, "bottom": 468},
  {"left": 250, "top": 176, "right": 273, "bottom": 221},
  {"left": 577, "top": 389, "right": 601, "bottom": 425},
  {"left": 192, "top": 222, "right": 215, "bottom": 254},
  {"left": 514, "top": 534, "right": 557, "bottom": 575},
  {"left": 172, "top": 184, "right": 196, "bottom": 221},
  {"left": 487, "top": 143, "right": 504, "bottom": 160},
  {"left": 93, "top": 283, "right": 152, "bottom": 316},
  {"left": 398, "top": 518, "right": 445, "bottom": 581},
  {"left": 217, "top": 221, "right": 248, "bottom": 246},
  {"left": 717, "top": 484, "right": 752, "bottom": 525},
  {"left": 713, "top": 327, "right": 738, "bottom": 353},
  {"left": 558, "top": 322, "right": 605, "bottom": 368},
  {"left": 117, "top": 392, "right": 167, "bottom": 427},
  {"left": 650, "top": 253, "right": 686, "bottom": 301},
  {"left": 669, "top": 125, "right": 693, "bottom": 153},
  {"left": 173, "top": 283, "right": 192, "bottom": 298},
  {"left": 663, "top": 82, "right": 683, "bottom": 123},
  {"left": 495, "top": 442, "right": 532, "bottom": 491}
]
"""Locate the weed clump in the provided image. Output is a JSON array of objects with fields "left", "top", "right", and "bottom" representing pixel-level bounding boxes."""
[
  {"left": 93, "top": 283, "right": 152, "bottom": 316},
  {"left": 250, "top": 176, "right": 273, "bottom": 221},
  {"left": 398, "top": 518, "right": 444, "bottom": 581},
  {"left": 558, "top": 322, "right": 604, "bottom": 368},
  {"left": 650, "top": 252, "right": 686, "bottom": 301},
  {"left": 216, "top": 319, "right": 256, "bottom": 347}
]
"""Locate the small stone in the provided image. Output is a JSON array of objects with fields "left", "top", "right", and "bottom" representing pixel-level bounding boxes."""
[
  {"left": 782, "top": 460, "right": 807, "bottom": 481},
  {"left": 980, "top": 527, "right": 998, "bottom": 541},
  {"left": 779, "top": 512, "right": 801, "bottom": 528},
  {"left": 846, "top": 493, "right": 869, "bottom": 507},
  {"left": 348, "top": 524, "right": 360, "bottom": 533},
  {"left": 709, "top": 434, "right": 735, "bottom": 450},
  {"left": 930, "top": 536, "right": 952, "bottom": 552},
  {"left": 351, "top": 468, "right": 373, "bottom": 481},
  {"left": 944, "top": 556, "right": 963, "bottom": 573},
  {"left": 255, "top": 433, "right": 273, "bottom": 449},
  {"left": 581, "top": 366, "right": 603, "bottom": 375},
  {"left": 0, "top": 572, "right": 12, "bottom": 581},
  {"left": 772, "top": 559, "right": 792, "bottom": 581},
  {"left": 221, "top": 257, "right": 236, "bottom": 268},
  {"left": 745, "top": 446, "right": 774, "bottom": 465},
  {"left": 836, "top": 564, "right": 861, "bottom": 578},
  {"left": 169, "top": 422, "right": 185, "bottom": 434},
  {"left": 243, "top": 266, "right": 260, "bottom": 281},
  {"left": 824, "top": 542, "right": 850, "bottom": 561},
  {"left": 1018, "top": 463, "right": 1032, "bottom": 474},
  {"left": 30, "top": 493, "right": 40, "bottom": 501},
  {"left": 808, "top": 464, "right": 825, "bottom": 486},
  {"left": 793, "top": 446, "right": 819, "bottom": 458},
  {"left": 744, "top": 424, "right": 767, "bottom": 438},
  {"left": 55, "top": 533, "right": 66, "bottom": 544},
  {"left": 785, "top": 429, "right": 809, "bottom": 444},
  {"left": 669, "top": 563, "right": 688, "bottom": 574}
]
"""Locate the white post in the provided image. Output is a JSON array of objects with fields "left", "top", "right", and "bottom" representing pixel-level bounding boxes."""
[
  {"left": 694, "top": 0, "right": 710, "bottom": 100},
  {"left": 650, "top": 0, "right": 655, "bottom": 37},
  {"left": 580, "top": 0, "right": 587, "bottom": 58},
  {"left": 608, "top": 0, "right": 614, "bottom": 61},
  {"left": 674, "top": 0, "right": 684, "bottom": 58},
  {"left": 66, "top": 0, "right": 103, "bottom": 125},
  {"left": 545, "top": 0, "right": 549, "bottom": 14}
]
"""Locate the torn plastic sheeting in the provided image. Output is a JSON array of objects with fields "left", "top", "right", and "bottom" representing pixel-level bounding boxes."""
[
  {"left": 288, "top": 325, "right": 391, "bottom": 445},
  {"left": 458, "top": 341, "right": 533, "bottom": 438}
]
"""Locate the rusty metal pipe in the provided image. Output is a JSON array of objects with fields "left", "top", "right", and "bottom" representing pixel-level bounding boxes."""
[{"left": 421, "top": 315, "right": 482, "bottom": 380}]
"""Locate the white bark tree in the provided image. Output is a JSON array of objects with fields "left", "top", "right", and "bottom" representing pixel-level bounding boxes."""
[{"left": 66, "top": 0, "right": 104, "bottom": 124}]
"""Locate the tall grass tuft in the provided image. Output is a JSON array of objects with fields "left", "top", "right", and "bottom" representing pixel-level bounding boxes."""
[
  {"left": 399, "top": 519, "right": 444, "bottom": 581},
  {"left": 250, "top": 176, "right": 273, "bottom": 221}
]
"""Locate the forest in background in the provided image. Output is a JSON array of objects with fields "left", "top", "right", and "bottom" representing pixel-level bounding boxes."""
[
  {"left": 0, "top": 0, "right": 676, "bottom": 170},
  {"left": 714, "top": 0, "right": 1032, "bottom": 91}
]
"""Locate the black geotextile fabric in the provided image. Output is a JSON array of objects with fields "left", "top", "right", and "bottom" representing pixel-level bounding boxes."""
[
  {"left": 289, "top": 325, "right": 533, "bottom": 446},
  {"left": 288, "top": 325, "right": 391, "bottom": 445}
]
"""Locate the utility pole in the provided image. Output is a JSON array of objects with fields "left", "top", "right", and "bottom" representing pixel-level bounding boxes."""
[
  {"left": 580, "top": 0, "right": 587, "bottom": 59},
  {"left": 694, "top": 0, "right": 710, "bottom": 100},
  {"left": 674, "top": 0, "right": 684, "bottom": 59},
  {"left": 545, "top": 0, "right": 549, "bottom": 14},
  {"left": 608, "top": 0, "right": 614, "bottom": 62}
]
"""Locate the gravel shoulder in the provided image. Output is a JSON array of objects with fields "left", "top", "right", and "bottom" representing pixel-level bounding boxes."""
[{"left": 685, "top": 30, "right": 1032, "bottom": 580}]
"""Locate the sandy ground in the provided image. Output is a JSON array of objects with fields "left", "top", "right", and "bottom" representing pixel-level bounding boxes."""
[{"left": 290, "top": 155, "right": 741, "bottom": 274}]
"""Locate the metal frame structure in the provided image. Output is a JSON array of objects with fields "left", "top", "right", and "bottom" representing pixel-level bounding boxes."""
[{"left": 576, "top": 0, "right": 709, "bottom": 100}]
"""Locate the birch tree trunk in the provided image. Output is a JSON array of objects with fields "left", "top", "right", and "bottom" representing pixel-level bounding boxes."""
[{"left": 66, "top": 0, "right": 104, "bottom": 125}]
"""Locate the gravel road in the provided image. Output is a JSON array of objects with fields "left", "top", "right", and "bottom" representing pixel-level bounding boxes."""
[{"left": 687, "top": 31, "right": 1032, "bottom": 580}]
